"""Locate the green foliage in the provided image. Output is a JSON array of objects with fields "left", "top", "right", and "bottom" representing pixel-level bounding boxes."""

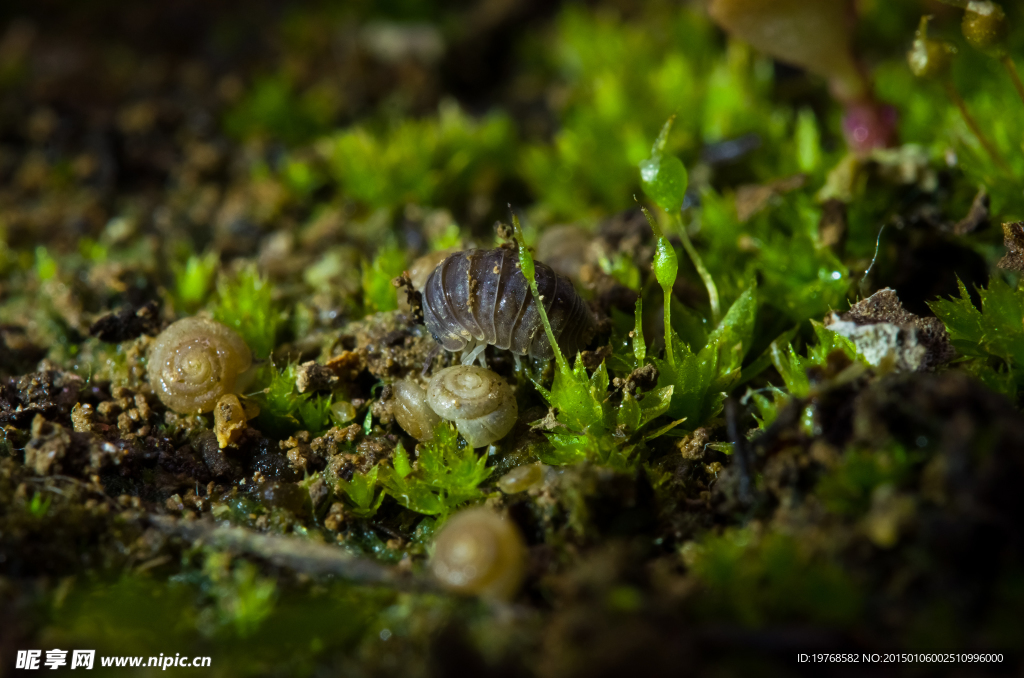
[
  {"left": 700, "top": 190, "right": 850, "bottom": 324},
  {"left": 212, "top": 264, "right": 281, "bottom": 360},
  {"left": 746, "top": 386, "right": 790, "bottom": 429},
  {"left": 513, "top": 214, "right": 570, "bottom": 374},
  {"left": 535, "top": 355, "right": 677, "bottom": 469},
  {"left": 428, "top": 222, "right": 462, "bottom": 251},
  {"left": 686, "top": 528, "right": 861, "bottom": 627},
  {"left": 640, "top": 117, "right": 689, "bottom": 213},
  {"left": 929, "top": 277, "right": 1024, "bottom": 396},
  {"left": 361, "top": 241, "right": 407, "bottom": 314},
  {"left": 516, "top": 217, "right": 679, "bottom": 467},
  {"left": 770, "top": 322, "right": 858, "bottom": 399},
  {"left": 608, "top": 298, "right": 646, "bottom": 374},
  {"left": 172, "top": 251, "right": 219, "bottom": 314},
  {"left": 379, "top": 426, "right": 492, "bottom": 517},
  {"left": 203, "top": 553, "right": 278, "bottom": 637},
  {"left": 815, "top": 445, "right": 919, "bottom": 517},
  {"left": 251, "top": 363, "right": 333, "bottom": 437},
  {"left": 875, "top": 34, "right": 1024, "bottom": 217},
  {"left": 521, "top": 6, "right": 784, "bottom": 217},
  {"left": 28, "top": 491, "right": 51, "bottom": 518},
  {"left": 322, "top": 102, "right": 514, "bottom": 210},
  {"left": 597, "top": 251, "right": 641, "bottom": 291},
  {"left": 336, "top": 465, "right": 385, "bottom": 519},
  {"left": 655, "top": 287, "right": 758, "bottom": 424},
  {"left": 34, "top": 246, "right": 57, "bottom": 281},
  {"left": 49, "top": 572, "right": 405, "bottom": 670},
  {"left": 224, "top": 74, "right": 339, "bottom": 145}
]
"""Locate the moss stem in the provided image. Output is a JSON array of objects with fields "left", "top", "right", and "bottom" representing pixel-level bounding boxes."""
[
  {"left": 673, "top": 213, "right": 721, "bottom": 325},
  {"left": 1001, "top": 55, "right": 1024, "bottom": 109},
  {"left": 511, "top": 214, "right": 569, "bottom": 375},
  {"left": 946, "top": 81, "right": 1010, "bottom": 173}
]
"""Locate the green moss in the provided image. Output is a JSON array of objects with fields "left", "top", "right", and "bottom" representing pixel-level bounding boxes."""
[
  {"left": 171, "top": 251, "right": 219, "bottom": 314},
  {"left": 321, "top": 102, "right": 514, "bottom": 210},
  {"left": 251, "top": 362, "right": 333, "bottom": 437},
  {"left": 929, "top": 276, "right": 1024, "bottom": 398},
  {"left": 361, "top": 240, "right": 407, "bottom": 314},
  {"left": 224, "top": 73, "right": 339, "bottom": 145},
  {"left": 815, "top": 445, "right": 919, "bottom": 517},
  {"left": 520, "top": 6, "right": 774, "bottom": 217},
  {"left": 204, "top": 553, "right": 279, "bottom": 637},
  {"left": 769, "top": 322, "right": 858, "bottom": 399},
  {"left": 379, "top": 424, "right": 492, "bottom": 518},
  {"left": 34, "top": 246, "right": 58, "bottom": 281},
  {"left": 212, "top": 263, "right": 282, "bottom": 360},
  {"left": 336, "top": 465, "right": 385, "bottom": 519},
  {"left": 687, "top": 528, "right": 862, "bottom": 627}
]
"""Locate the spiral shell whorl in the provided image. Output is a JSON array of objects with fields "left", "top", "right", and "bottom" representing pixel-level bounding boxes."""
[
  {"left": 427, "top": 366, "right": 517, "bottom": 448},
  {"left": 391, "top": 379, "right": 441, "bottom": 441},
  {"left": 430, "top": 507, "right": 526, "bottom": 599},
  {"left": 147, "top": 317, "right": 252, "bottom": 414}
]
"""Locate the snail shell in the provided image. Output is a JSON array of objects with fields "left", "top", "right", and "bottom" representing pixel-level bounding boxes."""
[
  {"left": 147, "top": 317, "right": 253, "bottom": 414},
  {"left": 391, "top": 379, "right": 442, "bottom": 441},
  {"left": 497, "top": 463, "right": 545, "bottom": 494},
  {"left": 427, "top": 365, "right": 517, "bottom": 448},
  {"left": 430, "top": 507, "right": 527, "bottom": 600},
  {"left": 422, "top": 248, "right": 595, "bottom": 361}
]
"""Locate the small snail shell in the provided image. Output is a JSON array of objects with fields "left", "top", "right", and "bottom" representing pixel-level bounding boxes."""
[
  {"left": 147, "top": 317, "right": 253, "bottom": 414},
  {"left": 427, "top": 366, "right": 517, "bottom": 448},
  {"left": 391, "top": 379, "right": 441, "bottom": 441},
  {"left": 430, "top": 507, "right": 526, "bottom": 600},
  {"left": 497, "top": 463, "right": 545, "bottom": 494}
]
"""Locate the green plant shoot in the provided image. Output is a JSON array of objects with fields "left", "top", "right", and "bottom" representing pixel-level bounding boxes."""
[
  {"left": 639, "top": 117, "right": 720, "bottom": 323},
  {"left": 379, "top": 425, "right": 492, "bottom": 518},
  {"left": 336, "top": 465, "right": 385, "bottom": 519},
  {"left": 512, "top": 213, "right": 569, "bottom": 376},
  {"left": 640, "top": 206, "right": 679, "bottom": 369}
]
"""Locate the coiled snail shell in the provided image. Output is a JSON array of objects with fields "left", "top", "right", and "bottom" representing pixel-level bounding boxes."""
[
  {"left": 497, "top": 463, "right": 545, "bottom": 494},
  {"left": 147, "top": 317, "right": 253, "bottom": 414},
  {"left": 391, "top": 379, "right": 442, "bottom": 441},
  {"left": 427, "top": 365, "right": 517, "bottom": 448},
  {"left": 430, "top": 507, "right": 527, "bottom": 600},
  {"left": 422, "top": 248, "right": 595, "bottom": 362}
]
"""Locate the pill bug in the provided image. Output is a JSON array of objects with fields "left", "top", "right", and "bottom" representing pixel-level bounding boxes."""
[{"left": 421, "top": 247, "right": 595, "bottom": 365}]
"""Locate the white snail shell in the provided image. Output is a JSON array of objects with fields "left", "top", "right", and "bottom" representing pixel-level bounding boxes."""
[
  {"left": 430, "top": 507, "right": 526, "bottom": 599},
  {"left": 427, "top": 365, "right": 517, "bottom": 448},
  {"left": 147, "top": 317, "right": 253, "bottom": 414},
  {"left": 391, "top": 379, "right": 441, "bottom": 441}
]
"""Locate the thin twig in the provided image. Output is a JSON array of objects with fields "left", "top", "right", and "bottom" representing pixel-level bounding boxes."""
[
  {"left": 149, "top": 515, "right": 438, "bottom": 592},
  {"left": 724, "top": 398, "right": 752, "bottom": 507}
]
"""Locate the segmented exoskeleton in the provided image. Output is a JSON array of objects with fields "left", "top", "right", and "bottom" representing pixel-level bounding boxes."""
[{"left": 422, "top": 247, "right": 595, "bottom": 365}]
